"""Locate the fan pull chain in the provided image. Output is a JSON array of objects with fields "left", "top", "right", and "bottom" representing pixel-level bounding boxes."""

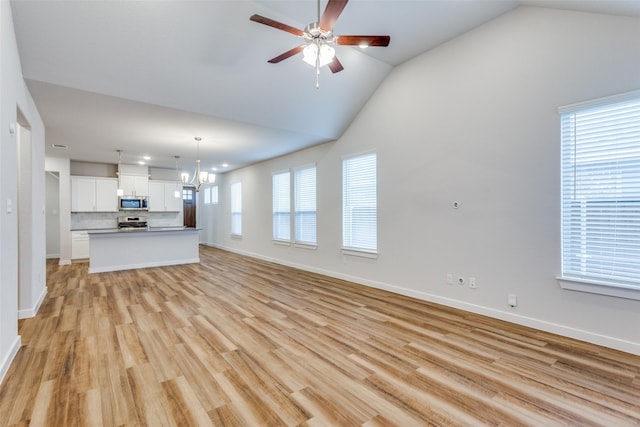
[{"left": 315, "top": 40, "right": 321, "bottom": 89}]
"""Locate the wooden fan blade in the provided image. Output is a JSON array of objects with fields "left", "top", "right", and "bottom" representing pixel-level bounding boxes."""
[
  {"left": 250, "top": 14, "right": 304, "bottom": 37},
  {"left": 268, "top": 45, "right": 305, "bottom": 63},
  {"left": 336, "top": 35, "right": 390, "bottom": 47},
  {"left": 328, "top": 56, "right": 344, "bottom": 73},
  {"left": 319, "top": 0, "right": 348, "bottom": 31}
]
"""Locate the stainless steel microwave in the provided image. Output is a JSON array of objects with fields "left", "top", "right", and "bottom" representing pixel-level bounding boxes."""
[{"left": 118, "top": 197, "right": 148, "bottom": 211}]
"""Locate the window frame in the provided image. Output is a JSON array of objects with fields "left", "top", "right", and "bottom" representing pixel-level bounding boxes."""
[
  {"left": 230, "top": 181, "right": 242, "bottom": 237},
  {"left": 270, "top": 164, "right": 318, "bottom": 248},
  {"left": 293, "top": 164, "right": 317, "bottom": 247},
  {"left": 557, "top": 89, "right": 640, "bottom": 301},
  {"left": 342, "top": 151, "right": 377, "bottom": 257},
  {"left": 272, "top": 170, "right": 291, "bottom": 243}
]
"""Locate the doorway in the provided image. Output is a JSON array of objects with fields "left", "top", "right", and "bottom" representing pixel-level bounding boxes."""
[{"left": 183, "top": 187, "right": 196, "bottom": 227}]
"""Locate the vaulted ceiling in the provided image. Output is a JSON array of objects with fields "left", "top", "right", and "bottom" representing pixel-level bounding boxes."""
[{"left": 10, "top": 0, "right": 640, "bottom": 171}]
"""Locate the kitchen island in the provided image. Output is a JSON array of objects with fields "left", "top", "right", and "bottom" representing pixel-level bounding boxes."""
[{"left": 88, "top": 227, "right": 200, "bottom": 273}]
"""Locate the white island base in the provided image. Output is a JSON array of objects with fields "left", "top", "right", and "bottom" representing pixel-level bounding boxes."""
[{"left": 88, "top": 228, "right": 200, "bottom": 273}]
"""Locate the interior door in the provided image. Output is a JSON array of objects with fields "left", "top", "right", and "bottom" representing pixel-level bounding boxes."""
[{"left": 183, "top": 187, "right": 196, "bottom": 227}]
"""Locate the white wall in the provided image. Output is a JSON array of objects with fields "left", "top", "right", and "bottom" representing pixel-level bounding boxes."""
[
  {"left": 45, "top": 157, "right": 71, "bottom": 264},
  {"left": 45, "top": 172, "right": 60, "bottom": 258},
  {"left": 201, "top": 7, "right": 640, "bottom": 355},
  {"left": 0, "top": 1, "right": 46, "bottom": 382}
]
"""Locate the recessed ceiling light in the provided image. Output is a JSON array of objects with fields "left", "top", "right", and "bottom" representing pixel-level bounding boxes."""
[
  {"left": 138, "top": 161, "right": 145, "bottom": 165},
  {"left": 211, "top": 167, "right": 217, "bottom": 171},
  {"left": 143, "top": 155, "right": 150, "bottom": 160},
  {"left": 51, "top": 143, "right": 68, "bottom": 149},
  {"left": 222, "top": 163, "right": 229, "bottom": 168}
]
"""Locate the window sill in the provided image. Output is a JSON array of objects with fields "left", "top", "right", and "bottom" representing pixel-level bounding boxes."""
[
  {"left": 231, "top": 234, "right": 242, "bottom": 240},
  {"left": 341, "top": 248, "right": 378, "bottom": 259},
  {"left": 294, "top": 242, "right": 317, "bottom": 250},
  {"left": 557, "top": 276, "right": 640, "bottom": 301},
  {"left": 272, "top": 239, "right": 290, "bottom": 246}
]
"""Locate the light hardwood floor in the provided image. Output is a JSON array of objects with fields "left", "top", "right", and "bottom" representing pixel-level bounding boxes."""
[{"left": 1, "top": 245, "right": 639, "bottom": 426}]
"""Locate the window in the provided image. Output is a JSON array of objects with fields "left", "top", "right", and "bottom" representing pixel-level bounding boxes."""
[
  {"left": 559, "top": 91, "right": 640, "bottom": 299},
  {"left": 231, "top": 182, "right": 242, "bottom": 236},
  {"left": 271, "top": 165, "right": 317, "bottom": 246},
  {"left": 295, "top": 166, "right": 316, "bottom": 245},
  {"left": 202, "top": 186, "right": 218, "bottom": 205},
  {"left": 183, "top": 188, "right": 194, "bottom": 204},
  {"left": 211, "top": 185, "right": 219, "bottom": 204},
  {"left": 343, "top": 152, "right": 377, "bottom": 254},
  {"left": 273, "top": 171, "right": 290, "bottom": 241}
]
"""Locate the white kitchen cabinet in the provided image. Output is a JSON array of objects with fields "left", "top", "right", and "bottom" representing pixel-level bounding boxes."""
[
  {"left": 71, "top": 230, "right": 90, "bottom": 259},
  {"left": 95, "top": 178, "right": 118, "bottom": 211},
  {"left": 148, "top": 180, "right": 183, "bottom": 212},
  {"left": 71, "top": 176, "right": 118, "bottom": 212},
  {"left": 71, "top": 177, "right": 96, "bottom": 212},
  {"left": 119, "top": 174, "right": 149, "bottom": 197}
]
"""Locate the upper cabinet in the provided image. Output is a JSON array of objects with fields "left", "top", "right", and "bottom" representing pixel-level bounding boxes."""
[
  {"left": 119, "top": 174, "right": 149, "bottom": 197},
  {"left": 71, "top": 176, "right": 118, "bottom": 212},
  {"left": 148, "top": 180, "right": 183, "bottom": 212},
  {"left": 118, "top": 164, "right": 149, "bottom": 197}
]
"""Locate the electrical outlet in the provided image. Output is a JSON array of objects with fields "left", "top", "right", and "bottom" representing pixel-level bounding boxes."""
[
  {"left": 446, "top": 274, "right": 453, "bottom": 285},
  {"left": 469, "top": 277, "right": 476, "bottom": 289},
  {"left": 457, "top": 276, "right": 465, "bottom": 286},
  {"left": 508, "top": 294, "right": 517, "bottom": 307}
]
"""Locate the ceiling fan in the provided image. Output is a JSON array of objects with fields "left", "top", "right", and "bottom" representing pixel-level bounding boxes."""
[{"left": 250, "top": 0, "right": 390, "bottom": 87}]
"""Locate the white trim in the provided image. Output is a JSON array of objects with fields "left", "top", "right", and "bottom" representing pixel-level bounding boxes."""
[
  {"left": 0, "top": 336, "right": 22, "bottom": 386},
  {"left": 272, "top": 239, "right": 291, "bottom": 247},
  {"left": 59, "top": 258, "right": 72, "bottom": 266},
  {"left": 341, "top": 248, "right": 378, "bottom": 259},
  {"left": 294, "top": 242, "right": 317, "bottom": 250},
  {"left": 557, "top": 277, "right": 640, "bottom": 301},
  {"left": 89, "top": 257, "right": 199, "bottom": 273},
  {"left": 204, "top": 243, "right": 640, "bottom": 356},
  {"left": 18, "top": 286, "right": 48, "bottom": 319},
  {"left": 341, "top": 148, "right": 377, "bottom": 161},
  {"left": 292, "top": 162, "right": 317, "bottom": 173},
  {"left": 558, "top": 89, "right": 640, "bottom": 113}
]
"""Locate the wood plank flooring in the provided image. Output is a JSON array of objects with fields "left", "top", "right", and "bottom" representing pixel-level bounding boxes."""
[{"left": 1, "top": 245, "right": 639, "bottom": 426}]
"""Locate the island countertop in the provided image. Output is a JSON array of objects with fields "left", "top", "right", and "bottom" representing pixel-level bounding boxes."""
[
  {"left": 87, "top": 226, "right": 199, "bottom": 234},
  {"left": 88, "top": 227, "right": 200, "bottom": 273}
]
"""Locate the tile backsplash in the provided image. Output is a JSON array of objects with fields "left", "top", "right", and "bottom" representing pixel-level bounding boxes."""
[{"left": 71, "top": 211, "right": 183, "bottom": 230}]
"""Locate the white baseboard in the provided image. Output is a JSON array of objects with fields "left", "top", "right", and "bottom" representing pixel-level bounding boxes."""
[
  {"left": 0, "top": 336, "right": 21, "bottom": 386},
  {"left": 18, "top": 286, "right": 48, "bottom": 319},
  {"left": 203, "top": 242, "right": 640, "bottom": 356},
  {"left": 59, "top": 258, "right": 71, "bottom": 266},
  {"left": 46, "top": 253, "right": 60, "bottom": 259}
]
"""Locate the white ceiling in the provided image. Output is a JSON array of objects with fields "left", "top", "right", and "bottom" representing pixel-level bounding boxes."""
[{"left": 10, "top": 0, "right": 640, "bottom": 172}]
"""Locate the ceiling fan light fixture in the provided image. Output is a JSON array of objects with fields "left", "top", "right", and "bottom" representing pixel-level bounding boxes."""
[{"left": 302, "top": 42, "right": 335, "bottom": 67}]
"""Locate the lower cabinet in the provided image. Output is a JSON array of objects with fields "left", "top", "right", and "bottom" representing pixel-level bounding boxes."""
[{"left": 71, "top": 230, "right": 90, "bottom": 260}]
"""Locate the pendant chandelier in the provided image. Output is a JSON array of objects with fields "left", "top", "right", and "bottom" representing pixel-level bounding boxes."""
[{"left": 181, "top": 137, "right": 215, "bottom": 192}]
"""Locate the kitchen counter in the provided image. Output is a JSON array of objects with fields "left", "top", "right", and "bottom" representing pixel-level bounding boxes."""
[
  {"left": 87, "top": 226, "right": 189, "bottom": 234},
  {"left": 88, "top": 227, "right": 200, "bottom": 273}
]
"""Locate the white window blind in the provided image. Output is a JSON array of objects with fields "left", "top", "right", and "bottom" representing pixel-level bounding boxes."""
[
  {"left": 231, "top": 182, "right": 242, "bottom": 236},
  {"left": 211, "top": 185, "right": 219, "bottom": 204},
  {"left": 295, "top": 166, "right": 316, "bottom": 245},
  {"left": 560, "top": 93, "right": 640, "bottom": 288},
  {"left": 343, "top": 152, "right": 377, "bottom": 253},
  {"left": 273, "top": 171, "right": 291, "bottom": 241}
]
